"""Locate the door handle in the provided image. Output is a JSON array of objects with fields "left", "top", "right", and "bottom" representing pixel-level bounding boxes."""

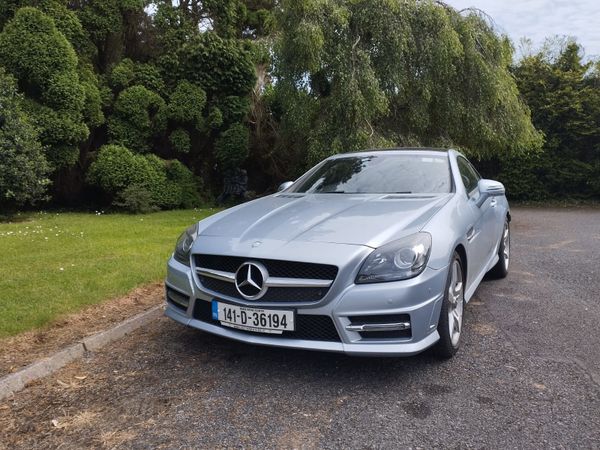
[{"left": 466, "top": 226, "right": 475, "bottom": 242}]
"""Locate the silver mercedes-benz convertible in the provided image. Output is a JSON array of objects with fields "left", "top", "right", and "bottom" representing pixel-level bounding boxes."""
[{"left": 165, "top": 149, "right": 510, "bottom": 358}]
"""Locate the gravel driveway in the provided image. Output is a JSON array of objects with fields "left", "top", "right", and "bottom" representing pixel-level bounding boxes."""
[{"left": 2, "top": 207, "right": 599, "bottom": 449}]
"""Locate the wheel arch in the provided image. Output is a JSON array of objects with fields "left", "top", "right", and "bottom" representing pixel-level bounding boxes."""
[{"left": 454, "top": 244, "right": 467, "bottom": 284}]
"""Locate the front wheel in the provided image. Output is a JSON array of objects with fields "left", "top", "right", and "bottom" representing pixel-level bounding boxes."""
[
  {"left": 435, "top": 254, "right": 465, "bottom": 359},
  {"left": 487, "top": 218, "right": 510, "bottom": 279}
]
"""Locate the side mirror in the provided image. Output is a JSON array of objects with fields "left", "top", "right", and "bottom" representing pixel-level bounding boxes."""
[
  {"left": 277, "top": 181, "right": 294, "bottom": 192},
  {"left": 476, "top": 179, "right": 505, "bottom": 207}
]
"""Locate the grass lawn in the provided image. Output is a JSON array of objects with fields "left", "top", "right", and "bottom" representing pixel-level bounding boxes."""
[{"left": 0, "top": 208, "right": 217, "bottom": 338}]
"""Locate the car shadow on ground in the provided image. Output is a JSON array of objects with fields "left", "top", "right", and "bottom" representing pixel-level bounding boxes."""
[{"left": 165, "top": 321, "right": 454, "bottom": 387}]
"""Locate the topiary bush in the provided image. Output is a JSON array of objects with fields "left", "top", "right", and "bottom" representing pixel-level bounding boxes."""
[
  {"left": 109, "top": 58, "right": 135, "bottom": 91},
  {"left": 167, "top": 80, "right": 206, "bottom": 128},
  {"left": 220, "top": 95, "right": 250, "bottom": 125},
  {"left": 214, "top": 123, "right": 250, "bottom": 170},
  {"left": 0, "top": 68, "right": 50, "bottom": 210},
  {"left": 165, "top": 159, "right": 200, "bottom": 208},
  {"left": 0, "top": 7, "right": 78, "bottom": 92},
  {"left": 87, "top": 144, "right": 147, "bottom": 194},
  {"left": 143, "top": 153, "right": 179, "bottom": 209},
  {"left": 169, "top": 128, "right": 191, "bottom": 153},
  {"left": 87, "top": 144, "right": 201, "bottom": 211},
  {"left": 112, "top": 184, "right": 158, "bottom": 213},
  {"left": 133, "top": 63, "right": 165, "bottom": 95},
  {"left": 177, "top": 32, "right": 256, "bottom": 98},
  {"left": 0, "top": 7, "right": 90, "bottom": 169},
  {"left": 108, "top": 85, "right": 167, "bottom": 152}
]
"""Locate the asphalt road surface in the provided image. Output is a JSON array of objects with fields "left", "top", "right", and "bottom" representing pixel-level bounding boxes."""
[{"left": 2, "top": 208, "right": 600, "bottom": 449}]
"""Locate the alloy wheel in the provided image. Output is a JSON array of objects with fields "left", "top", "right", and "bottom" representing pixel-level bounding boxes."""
[{"left": 447, "top": 259, "right": 464, "bottom": 347}]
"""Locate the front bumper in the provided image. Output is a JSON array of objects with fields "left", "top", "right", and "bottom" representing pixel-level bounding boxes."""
[{"left": 164, "top": 254, "right": 448, "bottom": 357}]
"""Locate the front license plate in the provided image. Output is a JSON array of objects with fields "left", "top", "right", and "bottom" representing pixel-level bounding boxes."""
[{"left": 212, "top": 301, "right": 295, "bottom": 334}]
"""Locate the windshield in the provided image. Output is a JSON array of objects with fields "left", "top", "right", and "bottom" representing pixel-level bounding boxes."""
[{"left": 289, "top": 154, "right": 452, "bottom": 194}]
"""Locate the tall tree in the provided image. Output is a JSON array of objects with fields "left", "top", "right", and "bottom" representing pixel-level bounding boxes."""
[{"left": 273, "top": 0, "right": 542, "bottom": 170}]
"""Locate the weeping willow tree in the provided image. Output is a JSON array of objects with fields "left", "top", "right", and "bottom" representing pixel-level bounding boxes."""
[{"left": 272, "top": 0, "right": 542, "bottom": 169}]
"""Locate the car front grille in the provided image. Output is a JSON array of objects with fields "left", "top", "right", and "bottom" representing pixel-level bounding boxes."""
[
  {"left": 193, "top": 254, "right": 338, "bottom": 303},
  {"left": 194, "top": 254, "right": 338, "bottom": 280},
  {"left": 198, "top": 276, "right": 328, "bottom": 303},
  {"left": 193, "top": 300, "right": 341, "bottom": 342}
]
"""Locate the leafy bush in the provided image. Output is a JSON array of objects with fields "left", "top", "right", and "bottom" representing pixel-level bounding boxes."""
[
  {"left": 88, "top": 144, "right": 200, "bottom": 211},
  {"left": 166, "top": 159, "right": 200, "bottom": 208},
  {"left": 109, "top": 58, "right": 135, "bottom": 91},
  {"left": 169, "top": 128, "right": 191, "bottom": 153},
  {"left": 497, "top": 153, "right": 548, "bottom": 201},
  {"left": 167, "top": 80, "right": 206, "bottom": 127},
  {"left": 0, "top": 7, "right": 89, "bottom": 169},
  {"left": 110, "top": 59, "right": 165, "bottom": 94},
  {"left": 220, "top": 95, "right": 250, "bottom": 126},
  {"left": 133, "top": 63, "right": 165, "bottom": 94},
  {"left": 87, "top": 144, "right": 146, "bottom": 193},
  {"left": 112, "top": 184, "right": 158, "bottom": 213},
  {"left": 108, "top": 85, "right": 166, "bottom": 152},
  {"left": 43, "top": 71, "right": 86, "bottom": 111},
  {"left": 34, "top": 0, "right": 91, "bottom": 55},
  {"left": 0, "top": 69, "right": 50, "bottom": 209},
  {"left": 214, "top": 123, "right": 250, "bottom": 170},
  {"left": 0, "top": 7, "right": 77, "bottom": 91},
  {"left": 177, "top": 32, "right": 256, "bottom": 98},
  {"left": 207, "top": 107, "right": 223, "bottom": 129}
]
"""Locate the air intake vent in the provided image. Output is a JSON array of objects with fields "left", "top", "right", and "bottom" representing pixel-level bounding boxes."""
[
  {"left": 166, "top": 286, "right": 189, "bottom": 311},
  {"left": 347, "top": 314, "right": 412, "bottom": 340}
]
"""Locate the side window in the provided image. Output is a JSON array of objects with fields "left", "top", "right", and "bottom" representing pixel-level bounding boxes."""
[{"left": 457, "top": 156, "right": 480, "bottom": 195}]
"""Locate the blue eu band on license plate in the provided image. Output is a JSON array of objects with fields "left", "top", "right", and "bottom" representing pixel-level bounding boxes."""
[{"left": 212, "top": 300, "right": 295, "bottom": 334}]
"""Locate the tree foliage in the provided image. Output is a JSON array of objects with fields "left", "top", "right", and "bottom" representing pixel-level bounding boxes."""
[
  {"left": 0, "top": 6, "right": 90, "bottom": 168},
  {"left": 504, "top": 41, "right": 600, "bottom": 199},
  {"left": 0, "top": 69, "right": 50, "bottom": 209},
  {"left": 2, "top": 0, "right": 597, "bottom": 211},
  {"left": 87, "top": 144, "right": 200, "bottom": 210},
  {"left": 214, "top": 123, "right": 250, "bottom": 170},
  {"left": 274, "top": 0, "right": 542, "bottom": 168},
  {"left": 108, "top": 85, "right": 167, "bottom": 152}
]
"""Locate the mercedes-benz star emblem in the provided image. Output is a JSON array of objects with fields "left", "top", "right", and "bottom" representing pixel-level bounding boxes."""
[{"left": 235, "top": 262, "right": 269, "bottom": 300}]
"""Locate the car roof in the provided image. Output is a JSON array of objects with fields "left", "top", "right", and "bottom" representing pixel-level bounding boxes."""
[{"left": 327, "top": 147, "right": 452, "bottom": 159}]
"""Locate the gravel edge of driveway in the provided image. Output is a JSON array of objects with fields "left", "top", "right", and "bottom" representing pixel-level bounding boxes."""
[{"left": 0, "top": 306, "right": 164, "bottom": 401}]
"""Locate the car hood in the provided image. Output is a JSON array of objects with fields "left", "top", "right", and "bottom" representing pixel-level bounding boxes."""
[{"left": 200, "top": 193, "right": 452, "bottom": 248}]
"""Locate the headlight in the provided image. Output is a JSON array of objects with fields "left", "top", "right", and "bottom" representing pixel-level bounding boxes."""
[
  {"left": 356, "top": 233, "right": 432, "bottom": 283},
  {"left": 173, "top": 223, "right": 198, "bottom": 266}
]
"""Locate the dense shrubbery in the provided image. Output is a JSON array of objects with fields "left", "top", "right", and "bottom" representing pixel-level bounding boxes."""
[
  {"left": 0, "top": 0, "right": 598, "bottom": 212},
  {"left": 482, "top": 41, "right": 600, "bottom": 200},
  {"left": 87, "top": 145, "right": 201, "bottom": 212},
  {"left": 108, "top": 85, "right": 167, "bottom": 153},
  {"left": 0, "top": 7, "right": 93, "bottom": 169},
  {"left": 0, "top": 69, "right": 50, "bottom": 209},
  {"left": 214, "top": 123, "right": 250, "bottom": 170}
]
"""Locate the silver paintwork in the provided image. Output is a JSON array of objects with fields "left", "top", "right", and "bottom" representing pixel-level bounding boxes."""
[{"left": 165, "top": 149, "right": 510, "bottom": 356}]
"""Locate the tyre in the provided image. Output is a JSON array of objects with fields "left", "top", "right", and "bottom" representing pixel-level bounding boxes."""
[
  {"left": 435, "top": 253, "right": 465, "bottom": 359},
  {"left": 487, "top": 217, "right": 510, "bottom": 279}
]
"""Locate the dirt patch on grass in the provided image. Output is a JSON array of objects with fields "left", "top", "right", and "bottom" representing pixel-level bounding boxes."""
[{"left": 0, "top": 283, "right": 163, "bottom": 377}]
